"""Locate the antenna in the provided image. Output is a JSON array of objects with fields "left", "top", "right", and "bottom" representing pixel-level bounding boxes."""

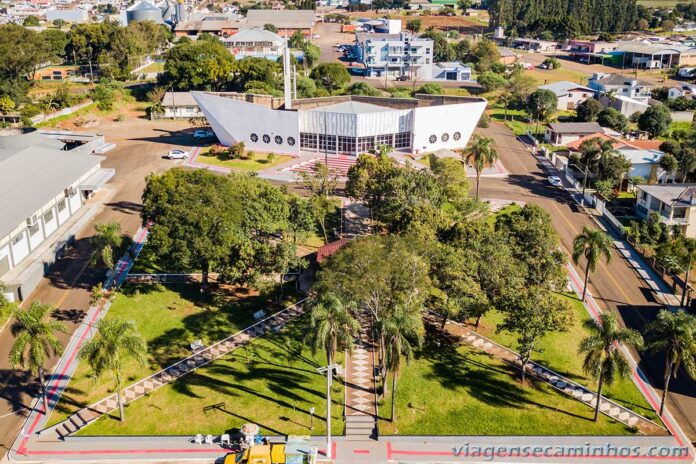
[{"left": 283, "top": 39, "right": 292, "bottom": 109}]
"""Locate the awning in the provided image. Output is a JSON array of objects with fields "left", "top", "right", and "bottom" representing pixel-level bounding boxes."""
[{"left": 80, "top": 168, "right": 115, "bottom": 191}]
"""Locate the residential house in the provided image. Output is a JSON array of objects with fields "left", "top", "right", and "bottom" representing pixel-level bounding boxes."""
[
  {"left": 0, "top": 129, "right": 114, "bottom": 301},
  {"left": 667, "top": 83, "right": 696, "bottom": 100},
  {"left": 588, "top": 73, "right": 656, "bottom": 103},
  {"left": 356, "top": 32, "right": 433, "bottom": 80},
  {"left": 510, "top": 38, "right": 557, "bottom": 52},
  {"left": 538, "top": 81, "right": 595, "bottom": 110},
  {"left": 635, "top": 184, "right": 696, "bottom": 237},
  {"left": 617, "top": 147, "right": 672, "bottom": 184},
  {"left": 222, "top": 28, "right": 285, "bottom": 61},
  {"left": 544, "top": 122, "right": 619, "bottom": 146},
  {"left": 160, "top": 92, "right": 203, "bottom": 119},
  {"left": 430, "top": 62, "right": 473, "bottom": 82}
]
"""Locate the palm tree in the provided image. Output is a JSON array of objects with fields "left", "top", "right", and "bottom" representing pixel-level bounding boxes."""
[
  {"left": 461, "top": 135, "right": 498, "bottom": 201},
  {"left": 383, "top": 307, "right": 423, "bottom": 422},
  {"left": 676, "top": 238, "right": 696, "bottom": 308},
  {"left": 578, "top": 312, "right": 644, "bottom": 421},
  {"left": 644, "top": 309, "right": 696, "bottom": 416},
  {"left": 79, "top": 318, "right": 147, "bottom": 422},
  {"left": 90, "top": 222, "right": 124, "bottom": 270},
  {"left": 9, "top": 301, "right": 67, "bottom": 414},
  {"left": 572, "top": 226, "right": 613, "bottom": 301},
  {"left": 309, "top": 293, "right": 360, "bottom": 367}
]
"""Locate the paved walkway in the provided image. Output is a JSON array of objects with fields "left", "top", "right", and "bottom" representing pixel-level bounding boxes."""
[
  {"left": 47, "top": 300, "right": 307, "bottom": 438},
  {"left": 344, "top": 310, "right": 378, "bottom": 440}
]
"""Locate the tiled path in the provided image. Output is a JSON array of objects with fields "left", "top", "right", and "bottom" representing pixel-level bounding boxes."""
[
  {"left": 344, "top": 310, "right": 377, "bottom": 440},
  {"left": 428, "top": 312, "right": 667, "bottom": 436},
  {"left": 48, "top": 300, "right": 307, "bottom": 438}
]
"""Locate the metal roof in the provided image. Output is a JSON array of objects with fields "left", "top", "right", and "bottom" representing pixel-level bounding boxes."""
[
  {"left": 538, "top": 80, "right": 594, "bottom": 97},
  {"left": 224, "top": 28, "right": 285, "bottom": 45},
  {"left": 246, "top": 10, "right": 315, "bottom": 29},
  {"left": 0, "top": 133, "right": 104, "bottom": 239},
  {"left": 306, "top": 101, "right": 391, "bottom": 114},
  {"left": 546, "top": 122, "right": 604, "bottom": 134},
  {"left": 637, "top": 184, "right": 696, "bottom": 207}
]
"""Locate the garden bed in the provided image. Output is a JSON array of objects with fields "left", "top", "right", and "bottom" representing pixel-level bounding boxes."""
[{"left": 196, "top": 148, "right": 294, "bottom": 171}]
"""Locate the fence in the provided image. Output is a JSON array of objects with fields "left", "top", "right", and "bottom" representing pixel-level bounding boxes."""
[{"left": 30, "top": 100, "right": 93, "bottom": 124}]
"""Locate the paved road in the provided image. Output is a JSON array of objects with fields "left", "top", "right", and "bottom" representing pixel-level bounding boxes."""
[
  {"left": 0, "top": 117, "right": 194, "bottom": 460},
  {"left": 478, "top": 122, "right": 696, "bottom": 443}
]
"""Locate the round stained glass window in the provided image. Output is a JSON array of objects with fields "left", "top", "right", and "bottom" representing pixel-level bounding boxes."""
[
  {"left": 453, "top": 132, "right": 461, "bottom": 141},
  {"left": 275, "top": 135, "right": 283, "bottom": 145},
  {"left": 262, "top": 134, "right": 271, "bottom": 143},
  {"left": 287, "top": 137, "right": 296, "bottom": 146},
  {"left": 441, "top": 133, "right": 449, "bottom": 142},
  {"left": 428, "top": 134, "right": 437, "bottom": 144},
  {"left": 250, "top": 133, "right": 258, "bottom": 142}
]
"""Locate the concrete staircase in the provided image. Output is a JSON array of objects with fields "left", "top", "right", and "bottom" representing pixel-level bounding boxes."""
[{"left": 345, "top": 414, "right": 377, "bottom": 441}]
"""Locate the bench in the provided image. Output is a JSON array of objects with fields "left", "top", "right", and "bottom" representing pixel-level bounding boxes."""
[{"left": 253, "top": 310, "right": 266, "bottom": 321}]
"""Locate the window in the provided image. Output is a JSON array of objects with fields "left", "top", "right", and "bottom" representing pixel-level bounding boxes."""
[
  {"left": 338, "top": 136, "right": 356, "bottom": 154},
  {"left": 262, "top": 134, "right": 271, "bottom": 143},
  {"left": 275, "top": 135, "right": 283, "bottom": 145},
  {"left": 287, "top": 136, "right": 296, "bottom": 146},
  {"left": 357, "top": 136, "right": 374, "bottom": 154},
  {"left": 453, "top": 132, "right": 461, "bottom": 141},
  {"left": 250, "top": 133, "right": 259, "bottom": 142},
  {"left": 428, "top": 134, "right": 437, "bottom": 144},
  {"left": 394, "top": 132, "right": 411, "bottom": 149},
  {"left": 29, "top": 222, "right": 40, "bottom": 237},
  {"left": 425, "top": 48, "right": 431, "bottom": 54},
  {"left": 673, "top": 208, "right": 687, "bottom": 219},
  {"left": 12, "top": 234, "right": 23, "bottom": 245},
  {"left": 376, "top": 134, "right": 392, "bottom": 147},
  {"left": 57, "top": 199, "right": 66, "bottom": 212},
  {"left": 441, "top": 133, "right": 449, "bottom": 142},
  {"left": 318, "top": 134, "right": 336, "bottom": 152},
  {"left": 300, "top": 132, "right": 317, "bottom": 149},
  {"left": 43, "top": 210, "right": 54, "bottom": 223},
  {"left": 640, "top": 191, "right": 648, "bottom": 201}
]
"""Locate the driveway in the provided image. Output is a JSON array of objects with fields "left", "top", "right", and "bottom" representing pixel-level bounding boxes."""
[
  {"left": 0, "top": 115, "right": 194, "bottom": 459},
  {"left": 478, "top": 122, "right": 696, "bottom": 442}
]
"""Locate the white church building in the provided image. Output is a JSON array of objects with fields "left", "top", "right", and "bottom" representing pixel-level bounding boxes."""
[{"left": 192, "top": 91, "right": 487, "bottom": 157}]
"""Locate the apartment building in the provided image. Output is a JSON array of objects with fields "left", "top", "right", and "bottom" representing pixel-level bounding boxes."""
[{"left": 356, "top": 32, "right": 434, "bottom": 80}]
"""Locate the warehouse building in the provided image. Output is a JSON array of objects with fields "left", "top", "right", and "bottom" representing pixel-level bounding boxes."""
[
  {"left": 192, "top": 91, "right": 486, "bottom": 157},
  {"left": 0, "top": 129, "right": 114, "bottom": 301},
  {"left": 245, "top": 10, "right": 316, "bottom": 37}
]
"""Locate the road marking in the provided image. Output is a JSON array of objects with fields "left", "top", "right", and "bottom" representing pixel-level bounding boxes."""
[{"left": 54, "top": 256, "right": 92, "bottom": 309}]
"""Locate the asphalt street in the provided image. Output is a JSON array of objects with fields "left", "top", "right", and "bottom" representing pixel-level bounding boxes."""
[{"left": 478, "top": 122, "right": 696, "bottom": 443}]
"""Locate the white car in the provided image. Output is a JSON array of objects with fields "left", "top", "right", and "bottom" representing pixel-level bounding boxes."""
[
  {"left": 166, "top": 149, "right": 190, "bottom": 160},
  {"left": 193, "top": 130, "right": 214, "bottom": 139},
  {"left": 312, "top": 34, "right": 320, "bottom": 39},
  {"left": 548, "top": 176, "right": 563, "bottom": 187}
]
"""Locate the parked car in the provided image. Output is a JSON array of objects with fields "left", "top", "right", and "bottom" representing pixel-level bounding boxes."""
[
  {"left": 193, "top": 130, "right": 214, "bottom": 139},
  {"left": 396, "top": 75, "right": 409, "bottom": 81},
  {"left": 312, "top": 34, "right": 320, "bottom": 39},
  {"left": 166, "top": 149, "right": 190, "bottom": 159},
  {"left": 548, "top": 176, "right": 563, "bottom": 187}
]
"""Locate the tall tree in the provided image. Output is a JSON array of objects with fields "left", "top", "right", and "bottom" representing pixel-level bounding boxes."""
[
  {"left": 638, "top": 104, "right": 672, "bottom": 138},
  {"left": 572, "top": 226, "right": 613, "bottom": 301},
  {"left": 90, "top": 222, "right": 125, "bottom": 270},
  {"left": 461, "top": 135, "right": 498, "bottom": 200},
  {"left": 310, "top": 63, "right": 350, "bottom": 93},
  {"left": 308, "top": 293, "right": 360, "bottom": 369},
  {"left": 644, "top": 309, "right": 696, "bottom": 416},
  {"left": 527, "top": 89, "right": 558, "bottom": 133},
  {"left": 579, "top": 312, "right": 644, "bottom": 421},
  {"left": 162, "top": 37, "right": 234, "bottom": 91},
  {"left": 79, "top": 318, "right": 147, "bottom": 422},
  {"left": 9, "top": 302, "right": 67, "bottom": 413},
  {"left": 383, "top": 307, "right": 423, "bottom": 421}
]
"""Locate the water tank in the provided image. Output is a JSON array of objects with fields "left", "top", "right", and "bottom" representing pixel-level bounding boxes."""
[
  {"left": 126, "top": 1, "right": 163, "bottom": 24},
  {"left": 156, "top": 0, "right": 174, "bottom": 21}
]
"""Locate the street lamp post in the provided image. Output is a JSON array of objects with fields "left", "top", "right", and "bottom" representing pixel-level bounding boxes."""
[
  {"left": 317, "top": 363, "right": 340, "bottom": 460},
  {"left": 309, "top": 406, "right": 315, "bottom": 430}
]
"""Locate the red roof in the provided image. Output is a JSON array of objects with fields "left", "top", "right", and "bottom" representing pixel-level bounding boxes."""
[
  {"left": 317, "top": 238, "right": 352, "bottom": 263},
  {"left": 626, "top": 140, "right": 663, "bottom": 150},
  {"left": 565, "top": 133, "right": 662, "bottom": 152}
]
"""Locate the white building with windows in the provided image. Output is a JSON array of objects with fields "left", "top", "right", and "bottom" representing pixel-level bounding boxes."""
[
  {"left": 160, "top": 92, "right": 203, "bottom": 119},
  {"left": 355, "top": 32, "right": 434, "bottom": 80},
  {"left": 635, "top": 184, "right": 696, "bottom": 238},
  {"left": 0, "top": 129, "right": 113, "bottom": 301},
  {"left": 192, "top": 92, "right": 486, "bottom": 157}
]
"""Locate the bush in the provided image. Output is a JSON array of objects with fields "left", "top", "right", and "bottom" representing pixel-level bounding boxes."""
[
  {"left": 542, "top": 57, "right": 561, "bottom": 69},
  {"left": 92, "top": 83, "right": 116, "bottom": 111},
  {"left": 415, "top": 82, "right": 444, "bottom": 95},
  {"left": 477, "top": 71, "right": 506, "bottom": 92},
  {"left": 477, "top": 113, "right": 491, "bottom": 128}
]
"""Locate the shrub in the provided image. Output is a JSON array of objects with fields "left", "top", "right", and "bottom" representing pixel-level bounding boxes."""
[{"left": 477, "top": 113, "right": 491, "bottom": 128}]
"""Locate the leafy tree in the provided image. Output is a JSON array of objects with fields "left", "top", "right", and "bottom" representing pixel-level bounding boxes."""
[
  {"left": 598, "top": 107, "right": 628, "bottom": 132},
  {"left": 91, "top": 82, "right": 115, "bottom": 111},
  {"left": 233, "top": 57, "right": 281, "bottom": 91},
  {"left": 141, "top": 169, "right": 241, "bottom": 287},
  {"left": 415, "top": 82, "right": 443, "bottom": 94},
  {"left": 310, "top": 63, "right": 350, "bottom": 93},
  {"left": 576, "top": 99, "right": 604, "bottom": 122},
  {"left": 462, "top": 135, "right": 498, "bottom": 200},
  {"left": 572, "top": 226, "right": 613, "bottom": 301},
  {"left": 638, "top": 104, "right": 672, "bottom": 138},
  {"left": 79, "top": 318, "right": 147, "bottom": 421},
  {"left": 470, "top": 40, "right": 500, "bottom": 72},
  {"left": 90, "top": 222, "right": 126, "bottom": 269},
  {"left": 406, "top": 19, "right": 422, "bottom": 33},
  {"left": 527, "top": 89, "right": 558, "bottom": 132},
  {"left": 579, "top": 312, "right": 644, "bottom": 421},
  {"left": 162, "top": 37, "right": 234, "bottom": 90},
  {"left": 263, "top": 23, "right": 279, "bottom": 33},
  {"left": 0, "top": 24, "right": 49, "bottom": 80},
  {"left": 288, "top": 30, "right": 306, "bottom": 49},
  {"left": 497, "top": 287, "right": 573, "bottom": 383},
  {"left": 542, "top": 57, "right": 561, "bottom": 69},
  {"left": 660, "top": 153, "right": 678, "bottom": 179},
  {"left": 296, "top": 75, "right": 317, "bottom": 98},
  {"left": 9, "top": 302, "right": 67, "bottom": 414},
  {"left": 345, "top": 82, "right": 380, "bottom": 96},
  {"left": 644, "top": 309, "right": 696, "bottom": 416},
  {"left": 288, "top": 194, "right": 315, "bottom": 243},
  {"left": 40, "top": 29, "right": 70, "bottom": 63},
  {"left": 661, "top": 19, "right": 675, "bottom": 31},
  {"left": 454, "top": 39, "right": 471, "bottom": 62},
  {"left": 0, "top": 95, "right": 15, "bottom": 113},
  {"left": 420, "top": 29, "right": 455, "bottom": 62},
  {"left": 676, "top": 148, "right": 696, "bottom": 182},
  {"left": 384, "top": 307, "right": 423, "bottom": 421},
  {"left": 302, "top": 43, "right": 321, "bottom": 68},
  {"left": 23, "top": 16, "right": 40, "bottom": 27},
  {"left": 477, "top": 71, "right": 506, "bottom": 92}
]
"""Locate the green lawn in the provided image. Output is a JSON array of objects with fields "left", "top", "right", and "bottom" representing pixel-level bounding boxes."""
[
  {"left": 139, "top": 61, "right": 164, "bottom": 74},
  {"left": 197, "top": 149, "right": 294, "bottom": 172},
  {"left": 76, "top": 316, "right": 345, "bottom": 437},
  {"left": 525, "top": 67, "right": 589, "bottom": 86},
  {"left": 48, "top": 283, "right": 298, "bottom": 427},
  {"left": 476, "top": 293, "right": 661, "bottom": 424},
  {"left": 379, "top": 323, "right": 640, "bottom": 436}
]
